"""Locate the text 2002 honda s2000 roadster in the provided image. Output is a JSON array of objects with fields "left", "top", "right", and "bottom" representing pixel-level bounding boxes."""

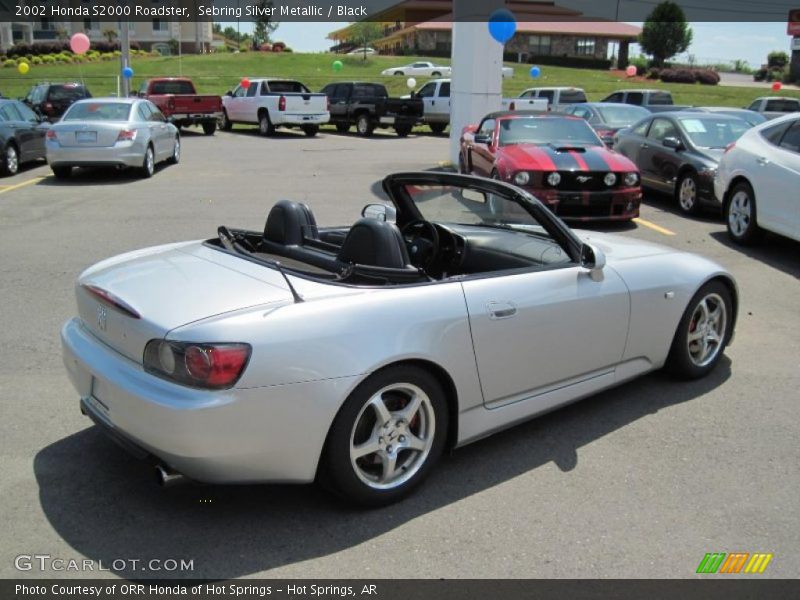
[{"left": 62, "top": 172, "right": 737, "bottom": 506}]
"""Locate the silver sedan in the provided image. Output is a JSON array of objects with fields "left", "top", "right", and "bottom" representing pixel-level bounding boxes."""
[
  {"left": 46, "top": 97, "right": 180, "bottom": 179},
  {"left": 61, "top": 172, "right": 737, "bottom": 506}
]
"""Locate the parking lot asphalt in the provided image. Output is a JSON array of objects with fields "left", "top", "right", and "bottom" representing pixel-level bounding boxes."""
[{"left": 1, "top": 126, "right": 798, "bottom": 580}]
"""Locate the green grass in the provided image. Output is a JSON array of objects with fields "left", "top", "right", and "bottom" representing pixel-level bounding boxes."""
[{"left": 1, "top": 51, "right": 797, "bottom": 106}]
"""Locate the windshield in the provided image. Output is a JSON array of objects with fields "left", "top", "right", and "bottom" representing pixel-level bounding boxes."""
[
  {"left": 595, "top": 105, "right": 650, "bottom": 127},
  {"left": 498, "top": 117, "right": 602, "bottom": 147},
  {"left": 149, "top": 80, "right": 195, "bottom": 94},
  {"left": 678, "top": 117, "right": 750, "bottom": 148},
  {"left": 648, "top": 92, "right": 673, "bottom": 105},
  {"left": 63, "top": 102, "right": 131, "bottom": 121},
  {"left": 49, "top": 85, "right": 89, "bottom": 101}
]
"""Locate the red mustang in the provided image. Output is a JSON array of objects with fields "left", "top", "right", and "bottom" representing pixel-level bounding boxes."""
[{"left": 459, "top": 111, "right": 642, "bottom": 221}]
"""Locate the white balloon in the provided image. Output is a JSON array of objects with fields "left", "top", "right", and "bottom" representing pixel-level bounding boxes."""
[{"left": 406, "top": 77, "right": 417, "bottom": 89}]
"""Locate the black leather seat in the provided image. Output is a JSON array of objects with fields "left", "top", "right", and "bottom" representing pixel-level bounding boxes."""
[
  {"left": 263, "top": 200, "right": 318, "bottom": 247},
  {"left": 337, "top": 218, "right": 411, "bottom": 269}
]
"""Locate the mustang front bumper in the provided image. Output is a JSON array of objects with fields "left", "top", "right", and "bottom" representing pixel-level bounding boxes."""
[
  {"left": 531, "top": 187, "right": 642, "bottom": 221},
  {"left": 61, "top": 318, "right": 359, "bottom": 484}
]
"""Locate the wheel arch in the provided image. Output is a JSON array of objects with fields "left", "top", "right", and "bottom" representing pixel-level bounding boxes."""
[
  {"left": 722, "top": 175, "right": 753, "bottom": 206},
  {"left": 705, "top": 274, "right": 739, "bottom": 339}
]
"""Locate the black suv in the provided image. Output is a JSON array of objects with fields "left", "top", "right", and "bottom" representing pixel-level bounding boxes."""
[{"left": 23, "top": 82, "right": 92, "bottom": 121}]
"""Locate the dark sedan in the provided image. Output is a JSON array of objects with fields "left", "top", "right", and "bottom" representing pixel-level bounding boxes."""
[
  {"left": 0, "top": 99, "right": 48, "bottom": 176},
  {"left": 613, "top": 112, "right": 751, "bottom": 215},
  {"left": 561, "top": 102, "right": 650, "bottom": 146}
]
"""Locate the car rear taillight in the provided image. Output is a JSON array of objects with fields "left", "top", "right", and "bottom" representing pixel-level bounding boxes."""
[
  {"left": 724, "top": 142, "right": 736, "bottom": 154},
  {"left": 143, "top": 340, "right": 251, "bottom": 390},
  {"left": 278, "top": 95, "right": 286, "bottom": 111},
  {"left": 116, "top": 129, "right": 137, "bottom": 142},
  {"left": 46, "top": 129, "right": 58, "bottom": 140},
  {"left": 82, "top": 284, "right": 141, "bottom": 319}
]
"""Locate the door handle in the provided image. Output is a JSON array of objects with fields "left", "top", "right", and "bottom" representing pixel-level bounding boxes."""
[
  {"left": 487, "top": 301, "right": 517, "bottom": 320},
  {"left": 756, "top": 156, "right": 770, "bottom": 166},
  {"left": 640, "top": 143, "right": 649, "bottom": 149}
]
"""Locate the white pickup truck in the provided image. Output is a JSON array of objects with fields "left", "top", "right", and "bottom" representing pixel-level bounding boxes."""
[
  {"left": 220, "top": 78, "right": 329, "bottom": 137},
  {"left": 413, "top": 78, "right": 546, "bottom": 134}
]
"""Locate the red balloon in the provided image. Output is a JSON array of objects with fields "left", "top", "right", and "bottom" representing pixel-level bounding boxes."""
[
  {"left": 240, "top": 78, "right": 250, "bottom": 89},
  {"left": 771, "top": 81, "right": 782, "bottom": 91}
]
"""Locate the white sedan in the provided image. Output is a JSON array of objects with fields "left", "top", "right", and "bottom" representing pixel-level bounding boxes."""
[
  {"left": 715, "top": 113, "right": 800, "bottom": 244},
  {"left": 381, "top": 62, "right": 452, "bottom": 77}
]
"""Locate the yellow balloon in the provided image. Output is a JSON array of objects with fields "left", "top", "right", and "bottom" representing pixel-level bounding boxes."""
[{"left": 17, "top": 62, "right": 30, "bottom": 75}]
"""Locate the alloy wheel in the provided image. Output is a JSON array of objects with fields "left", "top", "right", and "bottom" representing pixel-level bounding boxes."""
[
  {"left": 678, "top": 176, "right": 697, "bottom": 212},
  {"left": 686, "top": 293, "right": 727, "bottom": 367},
  {"left": 5, "top": 146, "right": 18, "bottom": 175},
  {"left": 728, "top": 190, "right": 751, "bottom": 238}
]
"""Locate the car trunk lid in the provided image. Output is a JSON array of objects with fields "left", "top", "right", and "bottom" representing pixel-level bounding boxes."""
[
  {"left": 54, "top": 122, "right": 131, "bottom": 148},
  {"left": 77, "top": 243, "right": 294, "bottom": 363}
]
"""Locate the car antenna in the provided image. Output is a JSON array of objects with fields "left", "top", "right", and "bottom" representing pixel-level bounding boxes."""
[{"left": 271, "top": 260, "right": 304, "bottom": 303}]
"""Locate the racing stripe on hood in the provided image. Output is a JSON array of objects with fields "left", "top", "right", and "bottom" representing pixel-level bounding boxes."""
[
  {"left": 578, "top": 148, "right": 613, "bottom": 172},
  {"left": 568, "top": 150, "right": 589, "bottom": 171},
  {"left": 599, "top": 149, "right": 635, "bottom": 172},
  {"left": 545, "top": 146, "right": 580, "bottom": 171}
]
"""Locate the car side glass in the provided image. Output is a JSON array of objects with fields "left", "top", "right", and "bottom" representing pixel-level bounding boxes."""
[
  {"left": 778, "top": 122, "right": 800, "bottom": 153},
  {"left": 246, "top": 83, "right": 258, "bottom": 97},
  {"left": 14, "top": 101, "right": 38, "bottom": 123}
]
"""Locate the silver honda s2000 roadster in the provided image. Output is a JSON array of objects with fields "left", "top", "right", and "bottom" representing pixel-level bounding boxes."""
[{"left": 62, "top": 172, "right": 737, "bottom": 506}]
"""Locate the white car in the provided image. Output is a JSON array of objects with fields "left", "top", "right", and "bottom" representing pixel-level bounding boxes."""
[
  {"left": 347, "top": 47, "right": 376, "bottom": 55},
  {"left": 715, "top": 113, "right": 800, "bottom": 244},
  {"left": 381, "top": 62, "right": 452, "bottom": 77}
]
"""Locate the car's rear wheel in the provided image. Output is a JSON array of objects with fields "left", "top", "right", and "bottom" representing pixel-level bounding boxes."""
[
  {"left": 258, "top": 112, "right": 275, "bottom": 136},
  {"left": 168, "top": 136, "right": 180, "bottom": 164},
  {"left": 303, "top": 125, "right": 319, "bottom": 137},
  {"left": 726, "top": 181, "right": 762, "bottom": 245},
  {"left": 335, "top": 122, "right": 350, "bottom": 133},
  {"left": 665, "top": 280, "right": 732, "bottom": 379},
  {"left": 355, "top": 114, "right": 374, "bottom": 137},
  {"left": 395, "top": 124, "right": 412, "bottom": 137},
  {"left": 51, "top": 166, "right": 71, "bottom": 179},
  {"left": 140, "top": 145, "right": 155, "bottom": 178},
  {"left": 676, "top": 172, "right": 701, "bottom": 215},
  {"left": 319, "top": 365, "right": 448, "bottom": 506},
  {"left": 394, "top": 71, "right": 404, "bottom": 76},
  {"left": 202, "top": 121, "right": 216, "bottom": 136},
  {"left": 1, "top": 143, "right": 19, "bottom": 176},
  {"left": 431, "top": 71, "right": 441, "bottom": 77},
  {"left": 219, "top": 110, "right": 232, "bottom": 131},
  {"left": 429, "top": 122, "right": 447, "bottom": 135}
]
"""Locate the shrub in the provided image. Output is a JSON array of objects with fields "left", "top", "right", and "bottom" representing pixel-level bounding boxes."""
[
  {"left": 646, "top": 68, "right": 661, "bottom": 79},
  {"left": 659, "top": 68, "right": 694, "bottom": 83},
  {"left": 767, "top": 51, "right": 789, "bottom": 69},
  {"left": 3, "top": 58, "right": 16, "bottom": 67},
  {"left": 31, "top": 56, "right": 42, "bottom": 65},
  {"left": 41, "top": 55, "right": 56, "bottom": 64},
  {"left": 753, "top": 68, "right": 767, "bottom": 82},
  {"left": 272, "top": 41, "right": 286, "bottom": 52},
  {"left": 694, "top": 69, "right": 720, "bottom": 85}
]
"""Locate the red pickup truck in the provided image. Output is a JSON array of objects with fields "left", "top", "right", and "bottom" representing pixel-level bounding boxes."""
[{"left": 137, "top": 78, "right": 223, "bottom": 135}]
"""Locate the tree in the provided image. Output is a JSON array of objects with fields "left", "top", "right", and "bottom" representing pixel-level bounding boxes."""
[
  {"left": 212, "top": 22, "right": 222, "bottom": 35},
  {"left": 102, "top": 28, "right": 118, "bottom": 43},
  {"left": 639, "top": 1, "right": 693, "bottom": 68},
  {"left": 253, "top": 0, "right": 279, "bottom": 45},
  {"left": 347, "top": 22, "right": 382, "bottom": 58}
]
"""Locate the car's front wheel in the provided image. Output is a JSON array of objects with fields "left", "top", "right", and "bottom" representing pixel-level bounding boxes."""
[
  {"left": 726, "top": 181, "right": 762, "bottom": 245},
  {"left": 665, "top": 280, "right": 732, "bottom": 379},
  {"left": 168, "top": 136, "right": 180, "bottom": 164},
  {"left": 1, "top": 143, "right": 19, "bottom": 176},
  {"left": 140, "top": 145, "right": 155, "bottom": 178},
  {"left": 676, "top": 172, "right": 701, "bottom": 215},
  {"left": 320, "top": 365, "right": 448, "bottom": 506}
]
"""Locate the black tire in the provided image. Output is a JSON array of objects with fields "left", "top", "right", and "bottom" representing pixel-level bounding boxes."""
[
  {"left": 665, "top": 280, "right": 733, "bottom": 379},
  {"left": 303, "top": 125, "right": 319, "bottom": 137},
  {"left": 258, "top": 111, "right": 275, "bottom": 137},
  {"left": 202, "top": 121, "right": 216, "bottom": 136},
  {"left": 51, "top": 166, "right": 71, "bottom": 179},
  {"left": 1, "top": 143, "right": 19, "bottom": 176},
  {"left": 140, "top": 145, "right": 155, "bottom": 178},
  {"left": 219, "top": 110, "right": 232, "bottom": 131},
  {"left": 394, "top": 71, "right": 404, "bottom": 76},
  {"left": 725, "top": 181, "right": 762, "bottom": 245},
  {"left": 429, "top": 122, "right": 447, "bottom": 135},
  {"left": 676, "top": 171, "right": 701, "bottom": 216},
  {"left": 431, "top": 71, "right": 441, "bottom": 77},
  {"left": 355, "top": 114, "right": 374, "bottom": 137},
  {"left": 335, "top": 122, "right": 350, "bottom": 133},
  {"left": 395, "top": 124, "right": 412, "bottom": 137},
  {"left": 319, "top": 365, "right": 448, "bottom": 507},
  {"left": 167, "top": 135, "right": 180, "bottom": 164}
]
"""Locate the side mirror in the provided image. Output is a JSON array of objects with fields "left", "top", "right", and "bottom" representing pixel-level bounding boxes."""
[
  {"left": 473, "top": 133, "right": 491, "bottom": 145},
  {"left": 361, "top": 203, "right": 397, "bottom": 223},
  {"left": 663, "top": 136, "right": 684, "bottom": 150},
  {"left": 225, "top": 90, "right": 233, "bottom": 97},
  {"left": 580, "top": 243, "right": 606, "bottom": 281}
]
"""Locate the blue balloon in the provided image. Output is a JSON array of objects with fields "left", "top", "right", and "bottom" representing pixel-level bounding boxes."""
[
  {"left": 122, "top": 66, "right": 134, "bottom": 79},
  {"left": 488, "top": 9, "right": 516, "bottom": 44},
  {"left": 529, "top": 66, "right": 541, "bottom": 78}
]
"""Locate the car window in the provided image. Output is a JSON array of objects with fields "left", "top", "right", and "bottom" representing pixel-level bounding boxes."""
[
  {"left": 265, "top": 80, "right": 310, "bottom": 94},
  {"left": 440, "top": 82, "right": 450, "bottom": 97},
  {"left": 746, "top": 100, "right": 761, "bottom": 111},
  {"left": 333, "top": 84, "right": 350, "bottom": 98},
  {"left": 560, "top": 90, "right": 587, "bottom": 103},
  {"left": 604, "top": 92, "right": 624, "bottom": 103},
  {"left": 632, "top": 118, "right": 650, "bottom": 136},
  {"left": 519, "top": 90, "right": 534, "bottom": 98},
  {"left": 678, "top": 117, "right": 749, "bottom": 148},
  {"left": 232, "top": 85, "right": 247, "bottom": 98},
  {"left": 148, "top": 80, "right": 194, "bottom": 95},
  {"left": 478, "top": 118, "right": 495, "bottom": 137},
  {"left": 412, "top": 63, "right": 427, "bottom": 68},
  {"left": 147, "top": 102, "right": 166, "bottom": 122},
  {"left": 139, "top": 81, "right": 149, "bottom": 95},
  {"left": 570, "top": 106, "right": 592, "bottom": 120},
  {"left": 627, "top": 92, "right": 644, "bottom": 106},
  {"left": 647, "top": 118, "right": 679, "bottom": 142},
  {"left": 417, "top": 82, "right": 436, "bottom": 98},
  {"left": 14, "top": 101, "right": 38, "bottom": 122},
  {"left": 0, "top": 104, "right": 20, "bottom": 121},
  {"left": 538, "top": 90, "right": 555, "bottom": 103},
  {"left": 778, "top": 121, "right": 800, "bottom": 153},
  {"left": 648, "top": 92, "right": 673, "bottom": 106},
  {"left": 596, "top": 104, "right": 650, "bottom": 127},
  {"left": 760, "top": 121, "right": 791, "bottom": 145},
  {"left": 136, "top": 103, "right": 151, "bottom": 121},
  {"left": 63, "top": 102, "right": 132, "bottom": 121},
  {"left": 48, "top": 84, "right": 89, "bottom": 101},
  {"left": 499, "top": 117, "right": 602, "bottom": 147},
  {"left": 765, "top": 99, "right": 800, "bottom": 112},
  {"left": 246, "top": 82, "right": 259, "bottom": 97}
]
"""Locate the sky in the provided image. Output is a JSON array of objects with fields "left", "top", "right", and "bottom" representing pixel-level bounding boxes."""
[{"left": 226, "top": 21, "right": 794, "bottom": 69}]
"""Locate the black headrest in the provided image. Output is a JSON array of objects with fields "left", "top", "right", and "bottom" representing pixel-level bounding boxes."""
[
  {"left": 337, "top": 218, "right": 410, "bottom": 269},
  {"left": 264, "top": 200, "right": 317, "bottom": 246}
]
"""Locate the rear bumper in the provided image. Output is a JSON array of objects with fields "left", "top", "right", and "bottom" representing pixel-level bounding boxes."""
[
  {"left": 169, "top": 112, "right": 223, "bottom": 123},
  {"left": 46, "top": 141, "right": 145, "bottom": 169},
  {"left": 532, "top": 187, "right": 642, "bottom": 221},
  {"left": 273, "top": 112, "right": 330, "bottom": 126},
  {"left": 61, "top": 317, "right": 359, "bottom": 484}
]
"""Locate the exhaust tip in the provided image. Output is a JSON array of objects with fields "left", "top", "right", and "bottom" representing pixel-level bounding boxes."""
[{"left": 155, "top": 464, "right": 187, "bottom": 488}]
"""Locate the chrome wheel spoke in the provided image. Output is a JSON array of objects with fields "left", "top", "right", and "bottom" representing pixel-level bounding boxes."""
[
  {"left": 369, "top": 394, "right": 392, "bottom": 426},
  {"left": 398, "top": 391, "right": 422, "bottom": 423},
  {"left": 379, "top": 451, "right": 398, "bottom": 483},
  {"left": 404, "top": 433, "right": 427, "bottom": 452},
  {"left": 351, "top": 435, "right": 381, "bottom": 461}
]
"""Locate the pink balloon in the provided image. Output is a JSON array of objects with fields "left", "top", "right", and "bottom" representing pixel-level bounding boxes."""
[
  {"left": 70, "top": 33, "right": 90, "bottom": 55},
  {"left": 625, "top": 65, "right": 637, "bottom": 77}
]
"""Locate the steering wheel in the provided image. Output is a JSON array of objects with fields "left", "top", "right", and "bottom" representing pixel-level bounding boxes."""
[{"left": 401, "top": 219, "right": 440, "bottom": 270}]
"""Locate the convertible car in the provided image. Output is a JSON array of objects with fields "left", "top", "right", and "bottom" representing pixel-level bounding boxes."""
[{"left": 62, "top": 173, "right": 737, "bottom": 506}]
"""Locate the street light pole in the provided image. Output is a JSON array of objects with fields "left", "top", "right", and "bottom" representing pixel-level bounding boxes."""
[{"left": 120, "top": 19, "right": 130, "bottom": 97}]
